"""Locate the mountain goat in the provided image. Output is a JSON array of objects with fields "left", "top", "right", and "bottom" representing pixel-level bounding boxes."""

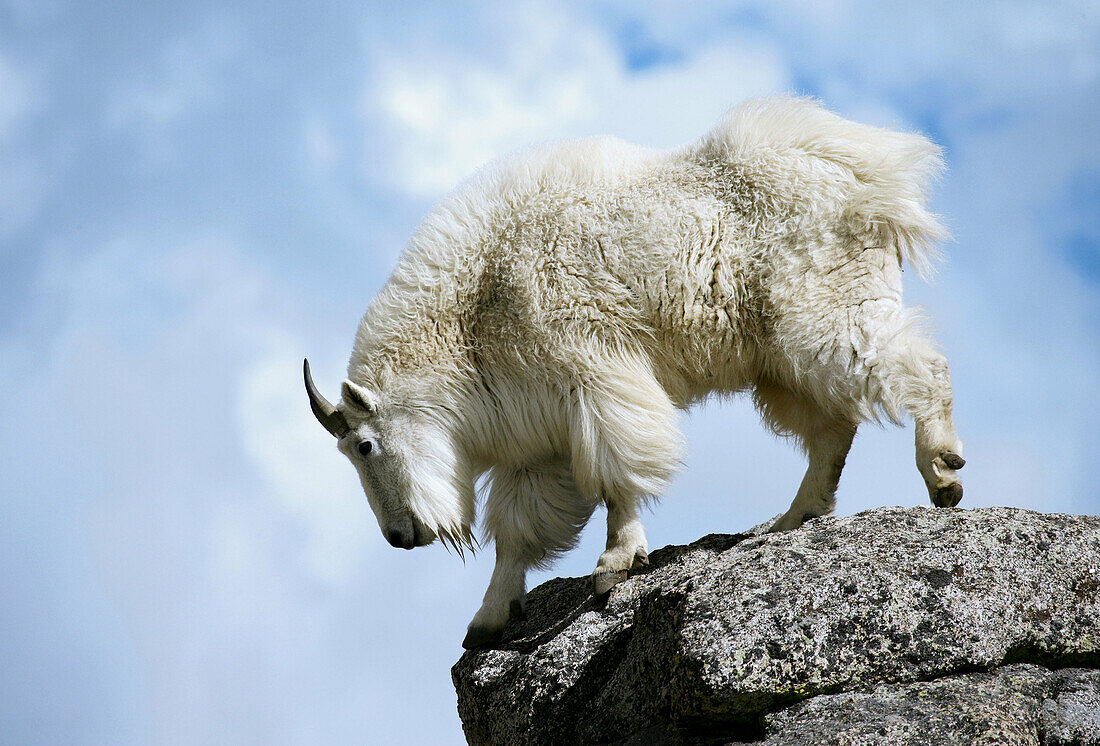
[{"left": 304, "top": 97, "right": 965, "bottom": 649}]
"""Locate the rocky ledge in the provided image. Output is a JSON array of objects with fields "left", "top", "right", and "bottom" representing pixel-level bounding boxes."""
[{"left": 452, "top": 507, "right": 1100, "bottom": 745}]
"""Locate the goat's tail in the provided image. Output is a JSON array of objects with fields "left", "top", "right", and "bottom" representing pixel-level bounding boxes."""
[{"left": 692, "top": 96, "right": 948, "bottom": 280}]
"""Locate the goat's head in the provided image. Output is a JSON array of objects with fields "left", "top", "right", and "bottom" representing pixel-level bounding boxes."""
[{"left": 303, "top": 359, "right": 475, "bottom": 553}]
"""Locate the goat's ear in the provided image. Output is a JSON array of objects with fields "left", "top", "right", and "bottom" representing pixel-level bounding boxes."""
[{"left": 341, "top": 380, "right": 378, "bottom": 413}]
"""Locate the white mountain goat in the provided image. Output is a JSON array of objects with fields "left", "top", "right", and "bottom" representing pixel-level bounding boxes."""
[{"left": 304, "top": 97, "right": 965, "bottom": 649}]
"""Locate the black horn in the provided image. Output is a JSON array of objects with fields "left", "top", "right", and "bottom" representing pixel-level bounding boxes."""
[{"left": 303, "top": 358, "right": 350, "bottom": 438}]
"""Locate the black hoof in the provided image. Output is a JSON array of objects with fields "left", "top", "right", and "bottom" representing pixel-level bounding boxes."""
[
  {"left": 932, "top": 482, "right": 964, "bottom": 508},
  {"left": 462, "top": 624, "right": 503, "bottom": 650},
  {"left": 509, "top": 599, "right": 526, "bottom": 622},
  {"left": 942, "top": 452, "right": 966, "bottom": 470},
  {"left": 592, "top": 569, "right": 628, "bottom": 596}
]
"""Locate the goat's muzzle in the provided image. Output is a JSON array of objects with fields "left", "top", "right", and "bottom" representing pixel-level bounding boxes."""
[{"left": 384, "top": 517, "right": 416, "bottom": 550}]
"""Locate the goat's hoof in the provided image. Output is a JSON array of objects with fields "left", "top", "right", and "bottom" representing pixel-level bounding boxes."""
[
  {"left": 462, "top": 624, "right": 503, "bottom": 650},
  {"left": 592, "top": 569, "right": 628, "bottom": 596},
  {"left": 508, "top": 599, "right": 526, "bottom": 622},
  {"left": 769, "top": 512, "right": 806, "bottom": 533},
  {"left": 932, "top": 482, "right": 964, "bottom": 508},
  {"left": 942, "top": 452, "right": 966, "bottom": 470},
  {"left": 632, "top": 548, "right": 650, "bottom": 569}
]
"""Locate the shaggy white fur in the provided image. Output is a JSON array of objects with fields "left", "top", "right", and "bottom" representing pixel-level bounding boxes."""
[{"left": 317, "top": 96, "right": 965, "bottom": 649}]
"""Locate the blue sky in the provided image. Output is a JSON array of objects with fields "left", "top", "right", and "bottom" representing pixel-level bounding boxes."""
[{"left": 2, "top": 1, "right": 1097, "bottom": 743}]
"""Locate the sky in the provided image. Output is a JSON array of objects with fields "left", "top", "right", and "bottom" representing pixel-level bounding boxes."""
[{"left": 1, "top": 1, "right": 1098, "bottom": 743}]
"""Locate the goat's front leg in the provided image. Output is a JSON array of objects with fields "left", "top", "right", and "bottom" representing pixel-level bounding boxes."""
[
  {"left": 463, "top": 461, "right": 593, "bottom": 650},
  {"left": 463, "top": 545, "right": 529, "bottom": 650},
  {"left": 592, "top": 496, "right": 650, "bottom": 595}
]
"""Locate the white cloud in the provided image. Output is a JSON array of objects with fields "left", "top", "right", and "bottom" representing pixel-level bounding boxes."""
[
  {"left": 603, "top": 41, "right": 791, "bottom": 145},
  {"left": 363, "top": 2, "right": 790, "bottom": 196},
  {"left": 34, "top": 232, "right": 375, "bottom": 587},
  {"left": 237, "top": 339, "right": 374, "bottom": 585},
  {"left": 366, "top": 4, "right": 614, "bottom": 194}
]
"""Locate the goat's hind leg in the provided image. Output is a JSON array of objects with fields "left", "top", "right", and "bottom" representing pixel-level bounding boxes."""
[
  {"left": 872, "top": 333, "right": 965, "bottom": 507},
  {"left": 755, "top": 382, "right": 857, "bottom": 533},
  {"left": 464, "top": 460, "right": 594, "bottom": 649},
  {"left": 770, "top": 420, "right": 856, "bottom": 532}
]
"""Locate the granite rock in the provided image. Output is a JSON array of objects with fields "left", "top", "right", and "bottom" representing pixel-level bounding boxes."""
[{"left": 452, "top": 507, "right": 1100, "bottom": 745}]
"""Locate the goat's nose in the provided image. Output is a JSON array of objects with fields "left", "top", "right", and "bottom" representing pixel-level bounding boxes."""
[{"left": 384, "top": 523, "right": 415, "bottom": 550}]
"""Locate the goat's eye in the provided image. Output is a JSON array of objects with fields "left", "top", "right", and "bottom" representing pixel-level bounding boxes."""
[{"left": 357, "top": 440, "right": 373, "bottom": 457}]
